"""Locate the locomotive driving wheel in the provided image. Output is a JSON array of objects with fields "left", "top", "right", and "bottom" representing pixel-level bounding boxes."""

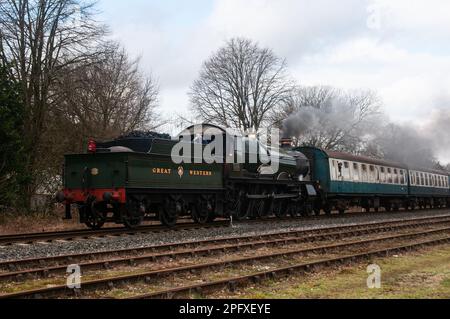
[
  {"left": 287, "top": 201, "right": 298, "bottom": 217},
  {"left": 273, "top": 199, "right": 287, "bottom": 218},
  {"left": 226, "top": 184, "right": 249, "bottom": 220},
  {"left": 252, "top": 190, "right": 270, "bottom": 219},
  {"left": 323, "top": 203, "right": 332, "bottom": 215}
]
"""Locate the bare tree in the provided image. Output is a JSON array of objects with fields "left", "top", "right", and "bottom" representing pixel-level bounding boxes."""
[
  {"left": 54, "top": 42, "right": 160, "bottom": 147},
  {"left": 190, "top": 38, "right": 292, "bottom": 131},
  {"left": 0, "top": 0, "right": 106, "bottom": 208},
  {"left": 279, "top": 86, "right": 382, "bottom": 152}
]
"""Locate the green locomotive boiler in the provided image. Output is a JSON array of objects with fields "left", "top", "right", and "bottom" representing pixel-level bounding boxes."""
[{"left": 57, "top": 124, "right": 318, "bottom": 229}]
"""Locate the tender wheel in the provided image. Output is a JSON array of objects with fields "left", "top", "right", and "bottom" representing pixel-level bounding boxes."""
[
  {"left": 123, "top": 200, "right": 144, "bottom": 229},
  {"left": 193, "top": 198, "right": 214, "bottom": 224},
  {"left": 84, "top": 201, "right": 107, "bottom": 230},
  {"left": 160, "top": 199, "right": 179, "bottom": 227},
  {"left": 85, "top": 215, "right": 105, "bottom": 230},
  {"left": 123, "top": 217, "right": 142, "bottom": 229}
]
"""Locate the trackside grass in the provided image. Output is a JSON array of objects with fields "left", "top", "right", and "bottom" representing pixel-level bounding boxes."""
[{"left": 216, "top": 244, "right": 450, "bottom": 299}]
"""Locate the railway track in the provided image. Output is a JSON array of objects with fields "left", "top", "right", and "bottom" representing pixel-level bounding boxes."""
[
  {"left": 1, "top": 214, "right": 450, "bottom": 279},
  {"left": 1, "top": 214, "right": 449, "bottom": 299},
  {"left": 0, "top": 221, "right": 230, "bottom": 246},
  {"left": 1, "top": 208, "right": 448, "bottom": 246},
  {"left": 130, "top": 236, "right": 450, "bottom": 299}
]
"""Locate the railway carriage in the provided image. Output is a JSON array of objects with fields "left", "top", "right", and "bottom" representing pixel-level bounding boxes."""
[
  {"left": 296, "top": 146, "right": 450, "bottom": 213},
  {"left": 407, "top": 168, "right": 450, "bottom": 208}
]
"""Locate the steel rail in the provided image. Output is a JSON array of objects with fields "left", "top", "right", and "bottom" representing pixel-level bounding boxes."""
[
  {"left": 2, "top": 208, "right": 448, "bottom": 246},
  {"left": 1, "top": 225, "right": 449, "bottom": 299},
  {"left": 0, "top": 208, "right": 448, "bottom": 247},
  {"left": 2, "top": 217, "right": 450, "bottom": 282},
  {"left": 128, "top": 236, "right": 450, "bottom": 299},
  {"left": 1, "top": 214, "right": 450, "bottom": 274},
  {"left": 0, "top": 221, "right": 230, "bottom": 246}
]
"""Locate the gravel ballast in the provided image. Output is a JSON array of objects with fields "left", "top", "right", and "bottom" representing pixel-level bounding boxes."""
[{"left": 1, "top": 209, "right": 450, "bottom": 262}]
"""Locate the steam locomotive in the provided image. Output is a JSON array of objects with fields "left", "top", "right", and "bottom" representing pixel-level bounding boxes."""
[{"left": 56, "top": 124, "right": 450, "bottom": 229}]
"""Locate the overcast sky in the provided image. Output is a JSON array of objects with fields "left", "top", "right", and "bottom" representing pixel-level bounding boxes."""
[{"left": 98, "top": 0, "right": 450, "bottom": 161}]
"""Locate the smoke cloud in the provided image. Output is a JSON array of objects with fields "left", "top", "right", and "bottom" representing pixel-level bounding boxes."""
[
  {"left": 281, "top": 92, "right": 381, "bottom": 152},
  {"left": 282, "top": 99, "right": 450, "bottom": 169}
]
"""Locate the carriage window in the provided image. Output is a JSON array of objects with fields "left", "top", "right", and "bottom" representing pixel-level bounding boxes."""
[
  {"left": 420, "top": 173, "right": 425, "bottom": 186},
  {"left": 393, "top": 169, "right": 399, "bottom": 184},
  {"left": 361, "top": 164, "right": 368, "bottom": 182},
  {"left": 387, "top": 168, "right": 392, "bottom": 183},
  {"left": 400, "top": 170, "right": 405, "bottom": 185},
  {"left": 375, "top": 166, "right": 380, "bottom": 182},
  {"left": 426, "top": 174, "right": 431, "bottom": 186},
  {"left": 330, "top": 160, "right": 337, "bottom": 180},
  {"left": 380, "top": 167, "right": 386, "bottom": 183},
  {"left": 343, "top": 162, "right": 350, "bottom": 180},
  {"left": 368, "top": 165, "right": 375, "bottom": 182},
  {"left": 438, "top": 176, "right": 442, "bottom": 187},
  {"left": 431, "top": 175, "right": 436, "bottom": 187},
  {"left": 353, "top": 163, "right": 360, "bottom": 181}
]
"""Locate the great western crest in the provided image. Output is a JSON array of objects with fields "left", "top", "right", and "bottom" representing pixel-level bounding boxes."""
[{"left": 177, "top": 166, "right": 184, "bottom": 178}]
